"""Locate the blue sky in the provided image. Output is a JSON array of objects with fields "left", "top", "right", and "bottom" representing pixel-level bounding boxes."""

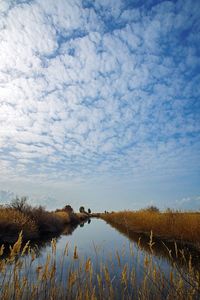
[{"left": 0, "top": 0, "right": 200, "bottom": 211}]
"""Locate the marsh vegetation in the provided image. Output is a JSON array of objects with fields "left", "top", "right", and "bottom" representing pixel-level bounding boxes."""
[
  {"left": 0, "top": 198, "right": 90, "bottom": 243},
  {"left": 0, "top": 202, "right": 200, "bottom": 299},
  {"left": 0, "top": 226, "right": 200, "bottom": 300},
  {"left": 101, "top": 208, "right": 200, "bottom": 246}
]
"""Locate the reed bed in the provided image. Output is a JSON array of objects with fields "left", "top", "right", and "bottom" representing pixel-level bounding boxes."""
[
  {"left": 0, "top": 208, "right": 38, "bottom": 242},
  {"left": 0, "top": 206, "right": 65, "bottom": 243},
  {"left": 101, "top": 211, "right": 200, "bottom": 246},
  {"left": 0, "top": 198, "right": 89, "bottom": 243},
  {"left": 0, "top": 232, "right": 199, "bottom": 300}
]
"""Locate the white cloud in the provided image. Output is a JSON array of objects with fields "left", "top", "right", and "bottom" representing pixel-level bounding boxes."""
[
  {"left": 0, "top": 0, "right": 199, "bottom": 209},
  {"left": 175, "top": 196, "right": 200, "bottom": 211}
]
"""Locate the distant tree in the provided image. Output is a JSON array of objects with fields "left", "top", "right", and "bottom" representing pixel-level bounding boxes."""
[
  {"left": 63, "top": 205, "right": 74, "bottom": 214},
  {"left": 9, "top": 196, "right": 28, "bottom": 212},
  {"left": 79, "top": 206, "right": 85, "bottom": 213},
  {"left": 88, "top": 208, "right": 91, "bottom": 214},
  {"left": 144, "top": 205, "right": 160, "bottom": 213}
]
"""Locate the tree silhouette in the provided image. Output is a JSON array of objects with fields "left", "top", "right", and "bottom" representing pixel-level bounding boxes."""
[{"left": 79, "top": 206, "right": 85, "bottom": 213}]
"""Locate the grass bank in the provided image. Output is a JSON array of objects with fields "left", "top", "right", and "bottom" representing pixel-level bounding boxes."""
[
  {"left": 101, "top": 210, "right": 200, "bottom": 247},
  {"left": 0, "top": 198, "right": 90, "bottom": 244}
]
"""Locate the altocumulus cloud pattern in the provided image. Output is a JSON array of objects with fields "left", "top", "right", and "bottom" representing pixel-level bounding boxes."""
[{"left": 0, "top": 0, "right": 200, "bottom": 191}]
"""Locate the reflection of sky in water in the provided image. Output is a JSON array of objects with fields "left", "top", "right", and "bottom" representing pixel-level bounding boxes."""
[
  {"left": 1, "top": 218, "right": 199, "bottom": 298},
  {"left": 27, "top": 218, "right": 173, "bottom": 285},
  {"left": 0, "top": 217, "right": 180, "bottom": 294}
]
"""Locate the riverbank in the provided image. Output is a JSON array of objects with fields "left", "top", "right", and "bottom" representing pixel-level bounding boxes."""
[
  {"left": 0, "top": 199, "right": 92, "bottom": 244},
  {"left": 101, "top": 210, "right": 200, "bottom": 249}
]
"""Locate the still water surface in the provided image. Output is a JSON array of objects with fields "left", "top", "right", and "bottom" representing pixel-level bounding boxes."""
[
  {"left": 1, "top": 217, "right": 200, "bottom": 297},
  {"left": 31, "top": 218, "right": 176, "bottom": 281}
]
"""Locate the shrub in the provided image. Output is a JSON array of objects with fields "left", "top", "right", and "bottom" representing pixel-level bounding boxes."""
[
  {"left": 9, "top": 196, "right": 28, "bottom": 212},
  {"left": 22, "top": 206, "right": 64, "bottom": 234},
  {"left": 54, "top": 211, "right": 71, "bottom": 223},
  {"left": 0, "top": 208, "right": 38, "bottom": 242},
  {"left": 63, "top": 205, "right": 74, "bottom": 214},
  {"left": 79, "top": 206, "right": 85, "bottom": 213},
  {"left": 142, "top": 205, "right": 160, "bottom": 213},
  {"left": 1, "top": 198, "right": 65, "bottom": 240}
]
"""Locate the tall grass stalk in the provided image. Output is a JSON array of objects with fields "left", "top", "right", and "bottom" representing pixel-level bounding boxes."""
[
  {"left": 101, "top": 210, "right": 200, "bottom": 245},
  {"left": 0, "top": 233, "right": 199, "bottom": 299}
]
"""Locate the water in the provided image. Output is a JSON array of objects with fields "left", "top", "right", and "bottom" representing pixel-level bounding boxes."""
[
  {"left": 25, "top": 218, "right": 180, "bottom": 280},
  {"left": 31, "top": 218, "right": 199, "bottom": 266},
  {"left": 1, "top": 217, "right": 200, "bottom": 296}
]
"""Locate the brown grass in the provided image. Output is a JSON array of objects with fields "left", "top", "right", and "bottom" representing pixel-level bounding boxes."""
[
  {"left": 23, "top": 206, "right": 64, "bottom": 234},
  {"left": 0, "top": 233, "right": 199, "bottom": 299},
  {"left": 0, "top": 200, "right": 65, "bottom": 243},
  {"left": 0, "top": 208, "right": 38, "bottom": 242},
  {"left": 0, "top": 198, "right": 91, "bottom": 244},
  {"left": 101, "top": 210, "right": 200, "bottom": 245},
  {"left": 54, "top": 211, "right": 71, "bottom": 223}
]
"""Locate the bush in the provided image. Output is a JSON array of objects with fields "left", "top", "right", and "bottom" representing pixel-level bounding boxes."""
[
  {"left": 9, "top": 196, "right": 28, "bottom": 212},
  {"left": 142, "top": 205, "right": 160, "bottom": 213},
  {"left": 0, "top": 208, "right": 38, "bottom": 242},
  {"left": 63, "top": 205, "right": 74, "bottom": 214},
  {"left": 79, "top": 206, "right": 85, "bottom": 213},
  {"left": 21, "top": 205, "right": 64, "bottom": 234},
  {"left": 54, "top": 211, "right": 71, "bottom": 223},
  {"left": 2, "top": 198, "right": 65, "bottom": 241}
]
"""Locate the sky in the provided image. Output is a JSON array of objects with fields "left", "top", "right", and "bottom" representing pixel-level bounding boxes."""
[{"left": 0, "top": 0, "right": 200, "bottom": 211}]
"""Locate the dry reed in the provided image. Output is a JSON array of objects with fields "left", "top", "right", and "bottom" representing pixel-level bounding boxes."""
[
  {"left": 101, "top": 211, "right": 200, "bottom": 245},
  {"left": 0, "top": 232, "right": 199, "bottom": 300}
]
